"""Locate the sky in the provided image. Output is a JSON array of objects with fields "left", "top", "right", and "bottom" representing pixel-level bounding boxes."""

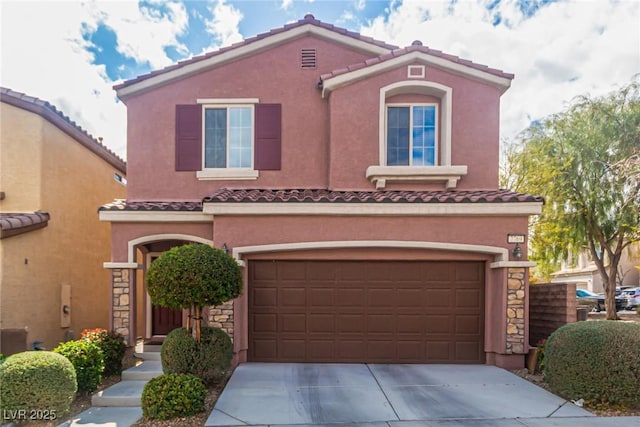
[{"left": 1, "top": 0, "right": 638, "bottom": 161}]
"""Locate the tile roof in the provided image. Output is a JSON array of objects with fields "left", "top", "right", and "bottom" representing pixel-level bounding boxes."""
[
  {"left": 99, "top": 200, "right": 203, "bottom": 212},
  {"left": 0, "top": 212, "right": 50, "bottom": 239},
  {"left": 0, "top": 88, "right": 126, "bottom": 173},
  {"left": 320, "top": 43, "right": 514, "bottom": 82},
  {"left": 114, "top": 14, "right": 398, "bottom": 92},
  {"left": 203, "top": 189, "right": 543, "bottom": 204}
]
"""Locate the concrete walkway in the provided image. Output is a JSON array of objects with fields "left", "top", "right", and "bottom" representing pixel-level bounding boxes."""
[
  {"left": 207, "top": 363, "right": 640, "bottom": 427},
  {"left": 57, "top": 344, "right": 162, "bottom": 427}
]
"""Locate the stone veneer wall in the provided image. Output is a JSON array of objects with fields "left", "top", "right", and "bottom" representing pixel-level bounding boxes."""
[
  {"left": 111, "top": 268, "right": 131, "bottom": 341},
  {"left": 208, "top": 301, "right": 234, "bottom": 339},
  {"left": 529, "top": 282, "right": 577, "bottom": 347},
  {"left": 506, "top": 268, "right": 526, "bottom": 354}
]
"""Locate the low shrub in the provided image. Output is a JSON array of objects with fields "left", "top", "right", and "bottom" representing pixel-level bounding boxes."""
[
  {"left": 81, "top": 328, "right": 126, "bottom": 375},
  {"left": 0, "top": 353, "right": 6, "bottom": 364},
  {"left": 53, "top": 339, "right": 104, "bottom": 393},
  {"left": 161, "top": 326, "right": 232, "bottom": 385},
  {"left": 545, "top": 321, "right": 640, "bottom": 407},
  {"left": 0, "top": 351, "right": 77, "bottom": 418},
  {"left": 141, "top": 373, "right": 206, "bottom": 420}
]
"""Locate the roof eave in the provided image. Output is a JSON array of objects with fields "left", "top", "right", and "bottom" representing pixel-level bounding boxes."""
[
  {"left": 321, "top": 51, "right": 513, "bottom": 98},
  {"left": 115, "top": 24, "right": 394, "bottom": 102},
  {"left": 1, "top": 91, "right": 126, "bottom": 173}
]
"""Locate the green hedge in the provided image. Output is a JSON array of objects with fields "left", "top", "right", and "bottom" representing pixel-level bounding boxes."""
[
  {"left": 54, "top": 340, "right": 105, "bottom": 393},
  {"left": 161, "top": 326, "right": 232, "bottom": 385},
  {"left": 81, "top": 328, "right": 126, "bottom": 375},
  {"left": 141, "top": 373, "right": 206, "bottom": 420},
  {"left": 0, "top": 351, "right": 77, "bottom": 417},
  {"left": 545, "top": 321, "right": 640, "bottom": 407}
]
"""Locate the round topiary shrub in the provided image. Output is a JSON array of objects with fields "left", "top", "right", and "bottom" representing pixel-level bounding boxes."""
[
  {"left": 161, "top": 326, "right": 232, "bottom": 385},
  {"left": 545, "top": 320, "right": 640, "bottom": 407},
  {"left": 141, "top": 373, "right": 206, "bottom": 420},
  {"left": 0, "top": 351, "right": 77, "bottom": 417},
  {"left": 53, "top": 339, "right": 105, "bottom": 393},
  {"left": 81, "top": 328, "right": 126, "bottom": 375}
]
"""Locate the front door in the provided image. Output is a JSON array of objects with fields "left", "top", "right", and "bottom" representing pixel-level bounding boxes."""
[
  {"left": 148, "top": 254, "right": 183, "bottom": 336},
  {"left": 152, "top": 306, "right": 183, "bottom": 335}
]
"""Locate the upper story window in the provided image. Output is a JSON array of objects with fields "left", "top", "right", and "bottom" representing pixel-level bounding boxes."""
[
  {"left": 365, "top": 81, "right": 467, "bottom": 190},
  {"left": 204, "top": 105, "right": 253, "bottom": 169},
  {"left": 175, "top": 100, "right": 281, "bottom": 180},
  {"left": 387, "top": 104, "right": 437, "bottom": 166}
]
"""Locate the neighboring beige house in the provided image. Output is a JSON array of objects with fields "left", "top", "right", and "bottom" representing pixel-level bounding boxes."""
[
  {"left": 550, "top": 244, "right": 640, "bottom": 292},
  {"left": 0, "top": 87, "right": 126, "bottom": 354}
]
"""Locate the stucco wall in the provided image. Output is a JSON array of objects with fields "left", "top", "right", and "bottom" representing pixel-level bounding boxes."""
[
  {"left": 0, "top": 104, "right": 126, "bottom": 350},
  {"left": 0, "top": 103, "right": 43, "bottom": 210},
  {"left": 124, "top": 36, "right": 373, "bottom": 201}
]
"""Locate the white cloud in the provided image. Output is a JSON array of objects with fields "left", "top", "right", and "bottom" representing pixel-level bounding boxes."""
[
  {"left": 360, "top": 0, "right": 640, "bottom": 143},
  {"left": 280, "top": 0, "right": 294, "bottom": 10},
  {"left": 204, "top": 0, "right": 244, "bottom": 49},
  {"left": 0, "top": 1, "right": 128, "bottom": 158},
  {"left": 85, "top": 0, "right": 189, "bottom": 70}
]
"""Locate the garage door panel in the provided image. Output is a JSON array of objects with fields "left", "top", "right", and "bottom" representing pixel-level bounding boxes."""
[
  {"left": 456, "top": 289, "right": 481, "bottom": 308},
  {"left": 252, "top": 261, "right": 277, "bottom": 280},
  {"left": 368, "top": 314, "right": 395, "bottom": 333},
  {"left": 397, "top": 315, "right": 423, "bottom": 333},
  {"left": 280, "top": 314, "right": 306, "bottom": 332},
  {"left": 308, "top": 287, "right": 335, "bottom": 307},
  {"left": 253, "top": 313, "right": 277, "bottom": 332},
  {"left": 425, "top": 289, "right": 452, "bottom": 307},
  {"left": 249, "top": 260, "right": 484, "bottom": 363},
  {"left": 280, "top": 288, "right": 306, "bottom": 306},
  {"left": 425, "top": 315, "right": 452, "bottom": 333},
  {"left": 368, "top": 289, "right": 395, "bottom": 307},
  {"left": 337, "top": 288, "right": 366, "bottom": 306},
  {"left": 253, "top": 288, "right": 277, "bottom": 307},
  {"left": 456, "top": 315, "right": 481, "bottom": 334},
  {"left": 426, "top": 341, "right": 452, "bottom": 361},
  {"left": 456, "top": 341, "right": 483, "bottom": 362},
  {"left": 308, "top": 314, "right": 335, "bottom": 333},
  {"left": 338, "top": 314, "right": 366, "bottom": 332}
]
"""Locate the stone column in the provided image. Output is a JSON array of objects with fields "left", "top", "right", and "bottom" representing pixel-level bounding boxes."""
[
  {"left": 208, "top": 301, "right": 234, "bottom": 340},
  {"left": 111, "top": 268, "right": 131, "bottom": 344},
  {"left": 506, "top": 267, "right": 526, "bottom": 354}
]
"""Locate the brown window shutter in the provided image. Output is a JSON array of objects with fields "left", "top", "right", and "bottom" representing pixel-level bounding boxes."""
[
  {"left": 175, "top": 104, "right": 202, "bottom": 171},
  {"left": 254, "top": 104, "right": 281, "bottom": 170}
]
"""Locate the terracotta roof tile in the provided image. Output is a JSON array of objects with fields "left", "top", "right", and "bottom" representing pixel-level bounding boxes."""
[
  {"left": 114, "top": 14, "right": 397, "bottom": 92},
  {"left": 320, "top": 45, "right": 514, "bottom": 82},
  {"left": 203, "top": 189, "right": 543, "bottom": 204},
  {"left": 0, "top": 212, "right": 50, "bottom": 239},
  {"left": 99, "top": 200, "right": 203, "bottom": 212}
]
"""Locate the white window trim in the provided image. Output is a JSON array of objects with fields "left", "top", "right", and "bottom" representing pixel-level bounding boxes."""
[
  {"left": 372, "top": 80, "right": 467, "bottom": 189},
  {"left": 386, "top": 103, "right": 438, "bottom": 167},
  {"left": 199, "top": 101, "right": 259, "bottom": 181}
]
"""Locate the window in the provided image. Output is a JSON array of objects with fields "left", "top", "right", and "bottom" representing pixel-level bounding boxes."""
[
  {"left": 204, "top": 105, "right": 253, "bottom": 169},
  {"left": 386, "top": 104, "right": 437, "bottom": 166},
  {"left": 175, "top": 101, "right": 281, "bottom": 178}
]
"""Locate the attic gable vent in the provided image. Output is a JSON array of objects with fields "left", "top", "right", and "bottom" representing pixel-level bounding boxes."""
[{"left": 301, "top": 48, "right": 317, "bottom": 69}]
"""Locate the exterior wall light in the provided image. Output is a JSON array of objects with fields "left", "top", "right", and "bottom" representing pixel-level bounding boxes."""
[
  {"left": 507, "top": 233, "right": 526, "bottom": 260},
  {"left": 222, "top": 243, "right": 229, "bottom": 254}
]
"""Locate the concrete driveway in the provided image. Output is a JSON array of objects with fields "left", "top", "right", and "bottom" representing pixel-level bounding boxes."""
[{"left": 205, "top": 363, "right": 638, "bottom": 426}]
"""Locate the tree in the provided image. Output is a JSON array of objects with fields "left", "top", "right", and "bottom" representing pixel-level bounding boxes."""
[
  {"left": 503, "top": 78, "right": 640, "bottom": 319},
  {"left": 146, "top": 244, "right": 242, "bottom": 341}
]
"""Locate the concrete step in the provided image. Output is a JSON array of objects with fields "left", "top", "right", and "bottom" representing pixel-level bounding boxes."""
[
  {"left": 92, "top": 380, "right": 147, "bottom": 407},
  {"left": 134, "top": 351, "right": 161, "bottom": 361},
  {"left": 143, "top": 344, "right": 162, "bottom": 353},
  {"left": 122, "top": 361, "right": 162, "bottom": 381}
]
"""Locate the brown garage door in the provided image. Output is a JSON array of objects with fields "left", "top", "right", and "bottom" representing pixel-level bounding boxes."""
[{"left": 248, "top": 260, "right": 484, "bottom": 363}]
